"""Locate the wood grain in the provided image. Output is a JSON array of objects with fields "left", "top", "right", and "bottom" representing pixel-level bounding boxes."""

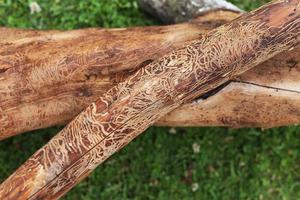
[
  {"left": 0, "top": 11, "right": 237, "bottom": 139},
  {"left": 1, "top": 9, "right": 300, "bottom": 140},
  {"left": 159, "top": 44, "right": 300, "bottom": 128},
  {"left": 1, "top": 1, "right": 300, "bottom": 199}
]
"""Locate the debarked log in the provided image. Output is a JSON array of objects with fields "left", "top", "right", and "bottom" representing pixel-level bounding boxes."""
[
  {"left": 0, "top": 1, "right": 300, "bottom": 199},
  {"left": 0, "top": 11, "right": 238, "bottom": 140},
  {"left": 0, "top": 9, "right": 300, "bottom": 141}
]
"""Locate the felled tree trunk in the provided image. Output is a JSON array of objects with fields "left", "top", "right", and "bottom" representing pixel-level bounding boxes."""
[
  {"left": 0, "top": 11, "right": 239, "bottom": 140},
  {"left": 1, "top": 9, "right": 300, "bottom": 141},
  {"left": 1, "top": 1, "right": 299, "bottom": 199}
]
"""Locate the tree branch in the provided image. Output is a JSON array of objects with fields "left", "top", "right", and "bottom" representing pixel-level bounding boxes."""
[{"left": 0, "top": 1, "right": 299, "bottom": 199}]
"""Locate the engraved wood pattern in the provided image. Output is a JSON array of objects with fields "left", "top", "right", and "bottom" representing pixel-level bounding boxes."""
[{"left": 1, "top": 1, "right": 300, "bottom": 199}]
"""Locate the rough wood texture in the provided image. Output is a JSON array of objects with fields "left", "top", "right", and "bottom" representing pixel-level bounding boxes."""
[
  {"left": 1, "top": 1, "right": 300, "bottom": 199},
  {"left": 1, "top": 10, "right": 300, "bottom": 140},
  {"left": 0, "top": 11, "right": 238, "bottom": 140},
  {"left": 140, "top": 0, "right": 300, "bottom": 128},
  {"left": 159, "top": 45, "right": 300, "bottom": 128},
  {"left": 138, "top": 0, "right": 243, "bottom": 23}
]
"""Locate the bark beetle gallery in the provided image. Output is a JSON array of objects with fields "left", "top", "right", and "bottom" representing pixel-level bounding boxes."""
[{"left": 0, "top": 0, "right": 300, "bottom": 199}]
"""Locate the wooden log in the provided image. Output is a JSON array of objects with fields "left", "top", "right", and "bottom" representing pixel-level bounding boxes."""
[
  {"left": 0, "top": 1, "right": 299, "bottom": 199},
  {"left": 1, "top": 9, "right": 300, "bottom": 140},
  {"left": 0, "top": 11, "right": 238, "bottom": 140}
]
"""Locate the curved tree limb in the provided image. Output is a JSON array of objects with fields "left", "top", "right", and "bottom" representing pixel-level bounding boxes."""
[{"left": 0, "top": 1, "right": 300, "bottom": 199}]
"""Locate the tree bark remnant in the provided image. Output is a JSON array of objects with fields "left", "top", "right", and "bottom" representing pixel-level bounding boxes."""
[
  {"left": 138, "top": 0, "right": 243, "bottom": 23},
  {"left": 0, "top": 1, "right": 300, "bottom": 199}
]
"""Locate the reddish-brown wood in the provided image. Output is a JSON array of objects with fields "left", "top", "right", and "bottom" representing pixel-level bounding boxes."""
[
  {"left": 1, "top": 10, "right": 300, "bottom": 141},
  {"left": 1, "top": 1, "right": 300, "bottom": 199},
  {"left": 0, "top": 11, "right": 238, "bottom": 140},
  {"left": 159, "top": 46, "right": 300, "bottom": 128}
]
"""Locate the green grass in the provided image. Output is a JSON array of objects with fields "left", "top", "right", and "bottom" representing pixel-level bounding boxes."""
[{"left": 0, "top": 0, "right": 300, "bottom": 199}]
